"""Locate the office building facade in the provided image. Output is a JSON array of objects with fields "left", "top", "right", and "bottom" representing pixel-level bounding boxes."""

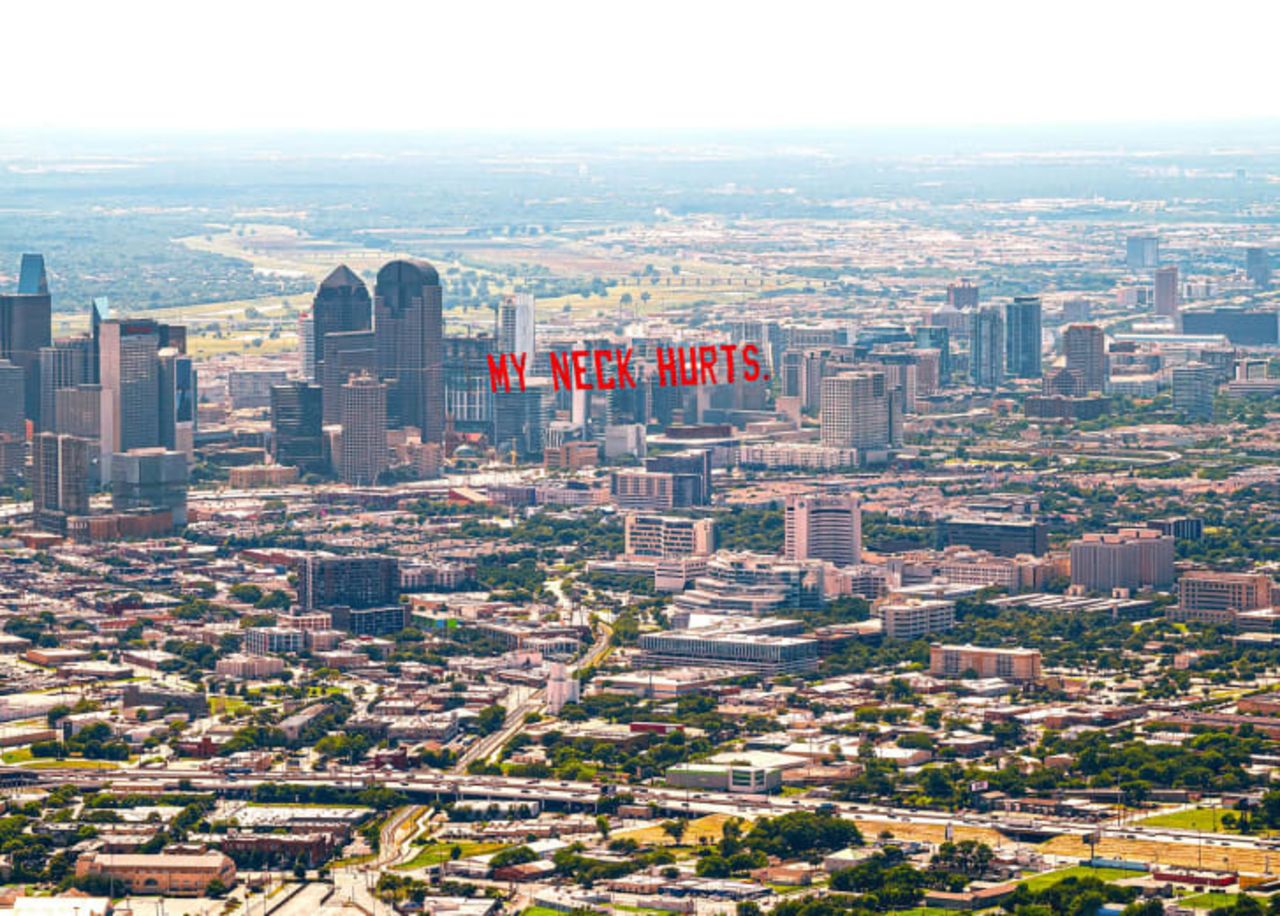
[
  {"left": 969, "top": 306, "right": 1004, "bottom": 388},
  {"left": 270, "top": 382, "right": 324, "bottom": 473},
  {"left": 1004, "top": 296, "right": 1042, "bottom": 379}
]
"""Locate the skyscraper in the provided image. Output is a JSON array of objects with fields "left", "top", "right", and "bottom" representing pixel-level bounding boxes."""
[
  {"left": 444, "top": 335, "right": 497, "bottom": 436},
  {"left": 32, "top": 432, "right": 92, "bottom": 533},
  {"left": 1247, "top": 247, "right": 1272, "bottom": 290},
  {"left": 157, "top": 348, "right": 197, "bottom": 460},
  {"left": 947, "top": 279, "right": 979, "bottom": 310},
  {"left": 89, "top": 297, "right": 110, "bottom": 383},
  {"left": 54, "top": 385, "right": 101, "bottom": 441},
  {"left": 820, "top": 370, "right": 890, "bottom": 452},
  {"left": 374, "top": 259, "right": 444, "bottom": 443},
  {"left": 1063, "top": 324, "right": 1108, "bottom": 393},
  {"left": 312, "top": 265, "right": 371, "bottom": 386},
  {"left": 1172, "top": 363, "right": 1216, "bottom": 422},
  {"left": 784, "top": 493, "right": 862, "bottom": 566},
  {"left": 1154, "top": 265, "right": 1179, "bottom": 320},
  {"left": 39, "top": 338, "right": 94, "bottom": 432},
  {"left": 298, "top": 313, "right": 316, "bottom": 380},
  {"left": 0, "top": 360, "right": 25, "bottom": 441},
  {"left": 321, "top": 330, "right": 376, "bottom": 425},
  {"left": 914, "top": 325, "right": 951, "bottom": 385},
  {"left": 0, "top": 254, "right": 52, "bottom": 427},
  {"left": 98, "top": 320, "right": 160, "bottom": 476},
  {"left": 17, "top": 254, "right": 47, "bottom": 295},
  {"left": 497, "top": 292, "right": 536, "bottom": 364},
  {"left": 493, "top": 377, "right": 555, "bottom": 459},
  {"left": 270, "top": 382, "right": 324, "bottom": 473},
  {"left": 969, "top": 306, "right": 1005, "bottom": 389},
  {"left": 1004, "top": 296, "right": 1042, "bottom": 379},
  {"left": 339, "top": 373, "right": 388, "bottom": 485},
  {"left": 1126, "top": 235, "right": 1159, "bottom": 269}
]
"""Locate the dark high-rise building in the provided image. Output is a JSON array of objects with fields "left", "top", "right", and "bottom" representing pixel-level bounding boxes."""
[
  {"left": 1126, "top": 235, "right": 1159, "bottom": 269},
  {"left": 158, "top": 349, "right": 197, "bottom": 460},
  {"left": 89, "top": 297, "right": 110, "bottom": 383},
  {"left": 969, "top": 306, "right": 1004, "bottom": 389},
  {"left": 298, "top": 553, "right": 399, "bottom": 611},
  {"left": 0, "top": 255, "right": 52, "bottom": 427},
  {"left": 914, "top": 326, "right": 951, "bottom": 385},
  {"left": 1004, "top": 297, "right": 1042, "bottom": 379},
  {"left": 17, "top": 254, "right": 47, "bottom": 296},
  {"left": 1182, "top": 308, "right": 1279, "bottom": 346},
  {"left": 645, "top": 448, "right": 713, "bottom": 506},
  {"left": 39, "top": 338, "right": 94, "bottom": 432},
  {"left": 98, "top": 319, "right": 161, "bottom": 476},
  {"left": 312, "top": 265, "right": 371, "bottom": 386},
  {"left": 1247, "top": 247, "right": 1272, "bottom": 290},
  {"left": 938, "top": 515, "right": 1049, "bottom": 557},
  {"left": 32, "top": 432, "right": 92, "bottom": 533},
  {"left": 494, "top": 377, "right": 555, "bottom": 459},
  {"left": 947, "top": 279, "right": 979, "bottom": 310},
  {"left": 374, "top": 259, "right": 444, "bottom": 442},
  {"left": 110, "top": 447, "right": 189, "bottom": 526},
  {"left": 443, "top": 335, "right": 496, "bottom": 436},
  {"left": 1172, "top": 363, "right": 1216, "bottom": 422},
  {"left": 1154, "top": 265, "right": 1179, "bottom": 319},
  {"left": 271, "top": 382, "right": 324, "bottom": 473},
  {"left": 321, "top": 330, "right": 376, "bottom": 424},
  {"left": 1063, "top": 324, "right": 1108, "bottom": 393},
  {"left": 0, "top": 360, "right": 25, "bottom": 441}
]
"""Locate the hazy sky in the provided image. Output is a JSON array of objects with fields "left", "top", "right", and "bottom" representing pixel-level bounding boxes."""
[{"left": 8, "top": 0, "right": 1279, "bottom": 132}]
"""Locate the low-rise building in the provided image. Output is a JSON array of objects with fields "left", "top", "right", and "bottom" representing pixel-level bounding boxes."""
[{"left": 74, "top": 851, "right": 235, "bottom": 896}]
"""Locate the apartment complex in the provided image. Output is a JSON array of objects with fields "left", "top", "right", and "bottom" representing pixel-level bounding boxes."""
[
  {"left": 1069, "top": 528, "right": 1175, "bottom": 592},
  {"left": 929, "top": 644, "right": 1042, "bottom": 682},
  {"left": 875, "top": 598, "right": 956, "bottom": 640}
]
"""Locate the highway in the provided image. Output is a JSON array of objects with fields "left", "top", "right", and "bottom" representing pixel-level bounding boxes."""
[{"left": 18, "top": 760, "right": 1280, "bottom": 866}]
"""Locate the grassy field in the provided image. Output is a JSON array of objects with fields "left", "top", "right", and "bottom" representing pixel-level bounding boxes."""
[
  {"left": 395, "top": 840, "right": 507, "bottom": 871},
  {"left": 1140, "top": 807, "right": 1238, "bottom": 833},
  {"left": 613, "top": 813, "right": 746, "bottom": 847},
  {"left": 24, "top": 758, "right": 122, "bottom": 769},
  {"left": 1019, "top": 865, "right": 1142, "bottom": 892},
  {"left": 209, "top": 696, "right": 251, "bottom": 716},
  {"left": 1179, "top": 892, "right": 1242, "bottom": 911}
]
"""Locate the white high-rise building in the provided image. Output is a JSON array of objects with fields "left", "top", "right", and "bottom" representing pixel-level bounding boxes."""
[
  {"left": 299, "top": 313, "right": 316, "bottom": 381},
  {"left": 339, "top": 372, "right": 388, "bottom": 485},
  {"left": 820, "top": 370, "right": 890, "bottom": 451},
  {"left": 785, "top": 493, "right": 862, "bottom": 566},
  {"left": 497, "top": 293, "right": 536, "bottom": 364},
  {"left": 546, "top": 662, "right": 580, "bottom": 715}
]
